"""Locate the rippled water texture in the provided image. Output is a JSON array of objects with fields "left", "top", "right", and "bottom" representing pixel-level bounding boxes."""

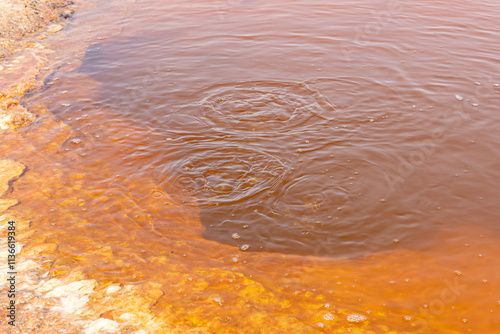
[
  {"left": 75, "top": 0, "right": 500, "bottom": 257},
  {"left": 13, "top": 0, "right": 500, "bottom": 331}
]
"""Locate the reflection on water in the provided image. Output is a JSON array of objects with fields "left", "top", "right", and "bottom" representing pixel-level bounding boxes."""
[{"left": 6, "top": 0, "right": 500, "bottom": 331}]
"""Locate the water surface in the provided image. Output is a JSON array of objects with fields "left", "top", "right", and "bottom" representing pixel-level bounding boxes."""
[
  {"left": 12, "top": 0, "right": 500, "bottom": 332},
  {"left": 74, "top": 0, "right": 500, "bottom": 257}
]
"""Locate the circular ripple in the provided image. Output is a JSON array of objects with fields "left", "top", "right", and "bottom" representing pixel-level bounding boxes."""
[
  {"left": 166, "top": 146, "right": 287, "bottom": 206},
  {"left": 199, "top": 80, "right": 339, "bottom": 131},
  {"left": 274, "top": 175, "right": 350, "bottom": 215}
]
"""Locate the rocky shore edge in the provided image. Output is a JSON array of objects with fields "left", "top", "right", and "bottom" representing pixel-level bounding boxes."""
[
  {"left": 0, "top": 0, "right": 79, "bottom": 131},
  {"left": 0, "top": 3, "right": 210, "bottom": 332}
]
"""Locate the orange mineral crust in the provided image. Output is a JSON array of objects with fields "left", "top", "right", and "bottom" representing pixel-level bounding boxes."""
[{"left": 1, "top": 0, "right": 500, "bottom": 333}]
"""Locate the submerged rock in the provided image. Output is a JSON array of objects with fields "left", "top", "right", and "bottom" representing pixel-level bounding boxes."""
[
  {"left": 0, "top": 104, "right": 35, "bottom": 130},
  {"left": 0, "top": 198, "right": 18, "bottom": 212},
  {"left": 0, "top": 159, "right": 25, "bottom": 197}
]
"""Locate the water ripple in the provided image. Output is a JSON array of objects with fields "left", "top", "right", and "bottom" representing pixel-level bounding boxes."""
[
  {"left": 199, "top": 80, "right": 339, "bottom": 132},
  {"left": 164, "top": 145, "right": 287, "bottom": 206}
]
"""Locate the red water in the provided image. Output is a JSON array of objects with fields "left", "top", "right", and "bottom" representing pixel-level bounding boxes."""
[{"left": 5, "top": 0, "right": 500, "bottom": 332}]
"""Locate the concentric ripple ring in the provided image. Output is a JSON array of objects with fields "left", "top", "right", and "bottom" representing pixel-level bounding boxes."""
[
  {"left": 165, "top": 145, "right": 288, "bottom": 206},
  {"left": 199, "top": 80, "right": 339, "bottom": 131}
]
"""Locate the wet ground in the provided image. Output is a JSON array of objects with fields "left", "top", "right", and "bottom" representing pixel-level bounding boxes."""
[
  {"left": 0, "top": 0, "right": 78, "bottom": 130},
  {"left": 1, "top": 0, "right": 500, "bottom": 332}
]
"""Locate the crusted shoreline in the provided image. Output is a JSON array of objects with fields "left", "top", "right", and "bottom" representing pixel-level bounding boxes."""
[
  {"left": 0, "top": 0, "right": 78, "bottom": 130},
  {"left": 0, "top": 2, "right": 91, "bottom": 332}
]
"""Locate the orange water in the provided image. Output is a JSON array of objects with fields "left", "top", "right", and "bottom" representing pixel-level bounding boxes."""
[{"left": 4, "top": 0, "right": 500, "bottom": 332}]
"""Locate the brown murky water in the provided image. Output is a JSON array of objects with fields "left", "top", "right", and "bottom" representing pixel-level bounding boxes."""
[{"left": 5, "top": 0, "right": 500, "bottom": 332}]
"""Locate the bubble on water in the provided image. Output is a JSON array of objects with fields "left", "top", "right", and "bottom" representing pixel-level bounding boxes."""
[
  {"left": 347, "top": 314, "right": 367, "bottom": 323},
  {"left": 151, "top": 191, "right": 163, "bottom": 198},
  {"left": 240, "top": 244, "right": 250, "bottom": 251},
  {"left": 71, "top": 138, "right": 82, "bottom": 144},
  {"left": 323, "top": 313, "right": 334, "bottom": 321},
  {"left": 316, "top": 322, "right": 325, "bottom": 328},
  {"left": 454, "top": 271, "right": 462, "bottom": 276},
  {"left": 455, "top": 94, "right": 463, "bottom": 101},
  {"left": 472, "top": 103, "right": 478, "bottom": 107},
  {"left": 232, "top": 233, "right": 240, "bottom": 240},
  {"left": 404, "top": 315, "right": 412, "bottom": 321},
  {"left": 324, "top": 303, "right": 331, "bottom": 309}
]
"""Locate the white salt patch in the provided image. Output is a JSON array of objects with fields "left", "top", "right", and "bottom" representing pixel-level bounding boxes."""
[
  {"left": 83, "top": 318, "right": 120, "bottom": 334},
  {"left": 39, "top": 279, "right": 97, "bottom": 314},
  {"left": 119, "top": 313, "right": 136, "bottom": 321},
  {"left": 54, "top": 294, "right": 90, "bottom": 314},
  {"left": 44, "top": 279, "right": 96, "bottom": 297},
  {"left": 106, "top": 285, "right": 122, "bottom": 294}
]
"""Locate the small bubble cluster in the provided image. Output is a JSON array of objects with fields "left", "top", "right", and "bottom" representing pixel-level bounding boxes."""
[{"left": 346, "top": 314, "right": 368, "bottom": 323}]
